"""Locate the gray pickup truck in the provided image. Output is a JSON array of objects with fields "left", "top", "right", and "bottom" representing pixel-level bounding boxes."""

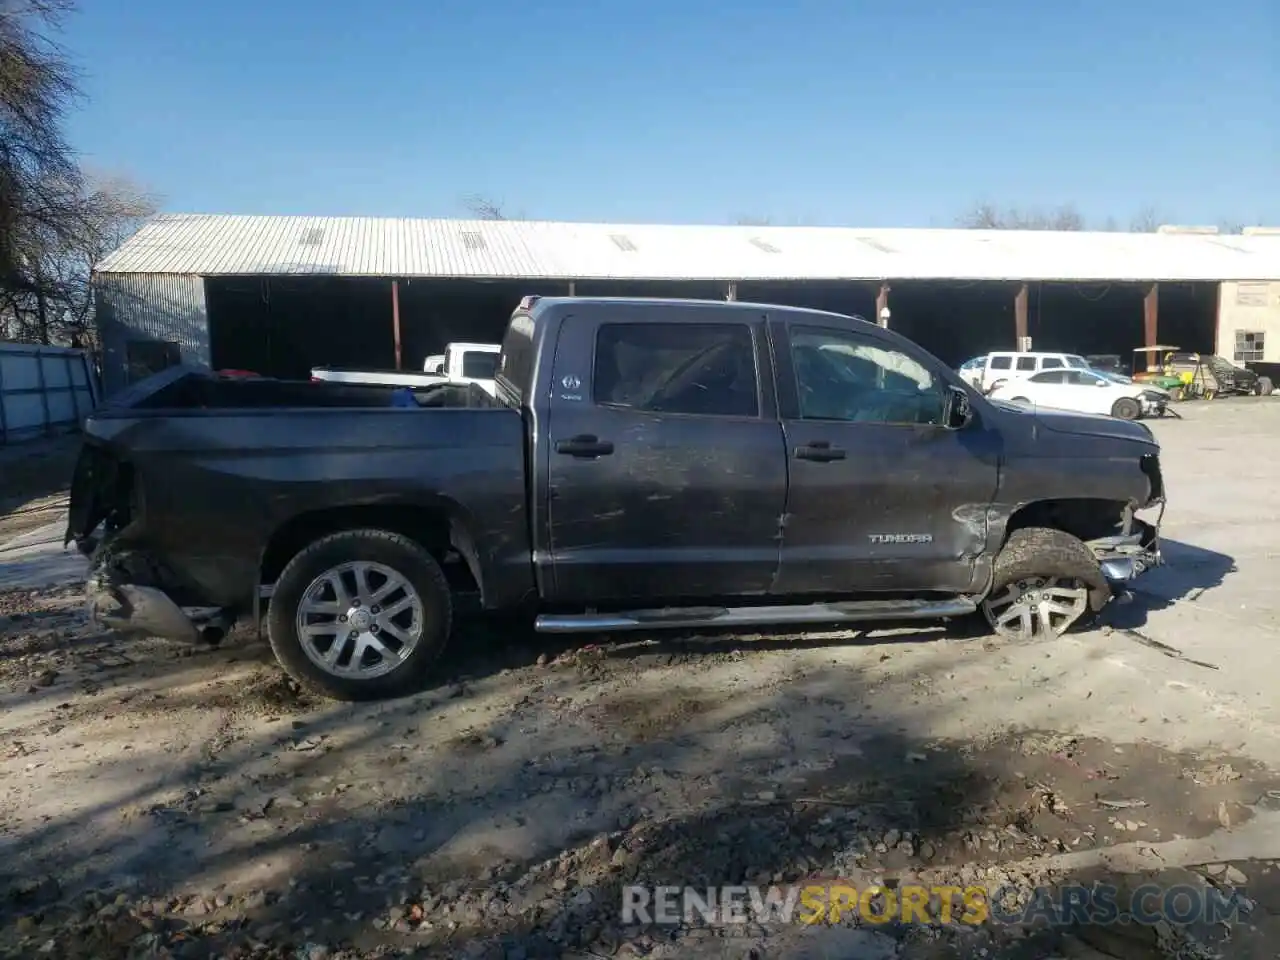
[{"left": 66, "top": 297, "right": 1165, "bottom": 700}]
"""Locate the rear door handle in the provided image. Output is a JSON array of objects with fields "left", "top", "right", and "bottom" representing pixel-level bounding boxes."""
[
  {"left": 555, "top": 434, "right": 615, "bottom": 458},
  {"left": 795, "top": 441, "right": 846, "bottom": 462}
]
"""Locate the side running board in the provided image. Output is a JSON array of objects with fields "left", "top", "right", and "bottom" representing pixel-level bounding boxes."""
[{"left": 534, "top": 598, "right": 976, "bottom": 634}]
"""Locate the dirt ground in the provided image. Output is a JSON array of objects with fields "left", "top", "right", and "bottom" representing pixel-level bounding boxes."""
[{"left": 1, "top": 401, "right": 1279, "bottom": 959}]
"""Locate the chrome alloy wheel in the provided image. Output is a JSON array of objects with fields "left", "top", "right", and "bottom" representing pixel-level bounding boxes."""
[
  {"left": 982, "top": 576, "right": 1089, "bottom": 639},
  {"left": 295, "top": 561, "right": 424, "bottom": 679}
]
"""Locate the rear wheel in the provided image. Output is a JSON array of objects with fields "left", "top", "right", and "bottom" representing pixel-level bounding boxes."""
[
  {"left": 982, "top": 527, "right": 1109, "bottom": 640},
  {"left": 267, "top": 529, "right": 452, "bottom": 701},
  {"left": 1257, "top": 377, "right": 1273, "bottom": 396},
  {"left": 1111, "top": 397, "right": 1142, "bottom": 420}
]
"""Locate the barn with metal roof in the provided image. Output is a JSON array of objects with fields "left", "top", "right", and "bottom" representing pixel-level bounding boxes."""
[{"left": 92, "top": 214, "right": 1280, "bottom": 393}]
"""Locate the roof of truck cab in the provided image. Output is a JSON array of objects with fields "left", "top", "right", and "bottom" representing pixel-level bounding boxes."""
[
  {"left": 528, "top": 296, "right": 870, "bottom": 323},
  {"left": 94, "top": 214, "right": 1280, "bottom": 282}
]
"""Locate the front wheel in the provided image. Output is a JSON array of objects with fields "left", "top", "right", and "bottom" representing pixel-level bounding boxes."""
[
  {"left": 1169, "top": 386, "right": 1185, "bottom": 402},
  {"left": 1257, "top": 377, "right": 1273, "bottom": 396},
  {"left": 1010, "top": 396, "right": 1030, "bottom": 405},
  {"left": 1111, "top": 397, "right": 1142, "bottom": 420},
  {"left": 981, "top": 527, "right": 1109, "bottom": 640},
  {"left": 267, "top": 529, "right": 453, "bottom": 701}
]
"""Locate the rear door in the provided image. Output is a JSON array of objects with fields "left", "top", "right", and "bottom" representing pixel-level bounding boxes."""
[
  {"left": 771, "top": 320, "right": 1001, "bottom": 596},
  {"left": 1011, "top": 353, "right": 1038, "bottom": 381},
  {"left": 543, "top": 306, "right": 788, "bottom": 605}
]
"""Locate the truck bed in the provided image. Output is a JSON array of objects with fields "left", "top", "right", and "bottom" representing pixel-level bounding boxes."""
[
  {"left": 67, "top": 366, "right": 532, "bottom": 612},
  {"left": 107, "top": 366, "right": 496, "bottom": 411}
]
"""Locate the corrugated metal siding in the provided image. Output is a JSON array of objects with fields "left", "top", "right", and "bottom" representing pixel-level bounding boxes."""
[
  {"left": 95, "top": 214, "right": 1280, "bottom": 283},
  {"left": 94, "top": 273, "right": 210, "bottom": 395},
  {"left": 0, "top": 343, "right": 98, "bottom": 444}
]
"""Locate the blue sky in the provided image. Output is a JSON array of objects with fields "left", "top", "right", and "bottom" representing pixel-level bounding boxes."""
[{"left": 60, "top": 0, "right": 1278, "bottom": 227}]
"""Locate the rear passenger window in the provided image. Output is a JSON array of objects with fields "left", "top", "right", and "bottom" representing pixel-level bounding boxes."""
[
  {"left": 1016, "top": 356, "right": 1037, "bottom": 371},
  {"left": 593, "top": 323, "right": 759, "bottom": 417},
  {"left": 989, "top": 356, "right": 1012, "bottom": 370},
  {"left": 1042, "top": 357, "right": 1063, "bottom": 369}
]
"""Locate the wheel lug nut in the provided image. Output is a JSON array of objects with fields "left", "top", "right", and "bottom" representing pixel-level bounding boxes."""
[
  {"left": 371, "top": 606, "right": 380, "bottom": 614},
  {"left": 349, "top": 631, "right": 358, "bottom": 640},
  {"left": 339, "top": 615, "right": 347, "bottom": 623},
  {"left": 370, "top": 625, "right": 380, "bottom": 633}
]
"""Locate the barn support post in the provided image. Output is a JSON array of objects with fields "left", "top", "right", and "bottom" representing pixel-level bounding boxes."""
[
  {"left": 726, "top": 281, "right": 737, "bottom": 302},
  {"left": 1014, "top": 282, "right": 1029, "bottom": 349},
  {"left": 875, "top": 282, "right": 890, "bottom": 327},
  {"left": 391, "top": 279, "right": 403, "bottom": 370},
  {"left": 1144, "top": 283, "right": 1159, "bottom": 349}
]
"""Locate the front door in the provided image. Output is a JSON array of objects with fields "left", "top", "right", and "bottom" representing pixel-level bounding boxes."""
[
  {"left": 544, "top": 308, "right": 788, "bottom": 606},
  {"left": 772, "top": 322, "right": 1001, "bottom": 596}
]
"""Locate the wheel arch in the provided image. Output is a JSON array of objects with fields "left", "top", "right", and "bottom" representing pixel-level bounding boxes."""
[
  {"left": 997, "top": 497, "right": 1129, "bottom": 552},
  {"left": 259, "top": 499, "right": 485, "bottom": 602}
]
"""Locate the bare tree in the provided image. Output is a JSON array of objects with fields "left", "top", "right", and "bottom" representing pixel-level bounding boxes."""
[
  {"left": 461, "top": 194, "right": 510, "bottom": 221},
  {"left": 957, "top": 202, "right": 1085, "bottom": 231},
  {"left": 1, "top": 0, "right": 79, "bottom": 302},
  {"left": 0, "top": 1, "right": 158, "bottom": 345},
  {"left": 1128, "top": 205, "right": 1166, "bottom": 232}
]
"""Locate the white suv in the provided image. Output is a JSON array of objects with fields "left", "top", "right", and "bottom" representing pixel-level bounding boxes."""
[{"left": 979, "top": 352, "right": 1092, "bottom": 393}]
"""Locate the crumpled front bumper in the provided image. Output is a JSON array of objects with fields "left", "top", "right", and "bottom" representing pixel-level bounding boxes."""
[
  {"left": 1087, "top": 500, "right": 1164, "bottom": 588},
  {"left": 1140, "top": 393, "right": 1168, "bottom": 416}
]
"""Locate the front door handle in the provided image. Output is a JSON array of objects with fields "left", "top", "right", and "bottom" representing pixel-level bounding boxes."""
[
  {"left": 795, "top": 441, "right": 846, "bottom": 462},
  {"left": 555, "top": 435, "right": 615, "bottom": 458}
]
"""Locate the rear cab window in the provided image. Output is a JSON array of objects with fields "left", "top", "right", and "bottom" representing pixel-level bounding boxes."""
[
  {"left": 989, "top": 356, "right": 1012, "bottom": 370},
  {"left": 496, "top": 311, "right": 537, "bottom": 404},
  {"left": 1015, "top": 356, "right": 1037, "bottom": 371},
  {"left": 593, "top": 323, "right": 760, "bottom": 417}
]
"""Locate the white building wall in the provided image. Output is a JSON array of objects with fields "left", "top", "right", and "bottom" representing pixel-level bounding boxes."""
[{"left": 1217, "top": 282, "right": 1280, "bottom": 363}]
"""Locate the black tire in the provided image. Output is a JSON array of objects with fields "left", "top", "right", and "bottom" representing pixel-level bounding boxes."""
[
  {"left": 1111, "top": 397, "right": 1142, "bottom": 420},
  {"left": 982, "top": 527, "right": 1110, "bottom": 640},
  {"left": 1258, "top": 377, "right": 1274, "bottom": 397},
  {"left": 267, "top": 528, "right": 452, "bottom": 701}
]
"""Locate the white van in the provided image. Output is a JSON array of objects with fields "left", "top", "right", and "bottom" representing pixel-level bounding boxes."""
[{"left": 979, "top": 352, "right": 1092, "bottom": 393}]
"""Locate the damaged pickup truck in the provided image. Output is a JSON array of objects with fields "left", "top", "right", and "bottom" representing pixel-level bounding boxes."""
[{"left": 67, "top": 297, "right": 1165, "bottom": 700}]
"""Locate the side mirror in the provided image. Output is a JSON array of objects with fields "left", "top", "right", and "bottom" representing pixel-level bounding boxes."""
[{"left": 945, "top": 385, "right": 973, "bottom": 429}]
